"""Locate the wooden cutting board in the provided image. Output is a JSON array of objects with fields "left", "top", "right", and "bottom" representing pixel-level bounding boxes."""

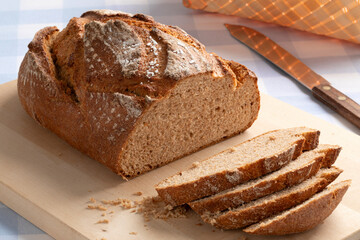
[{"left": 1, "top": 80, "right": 360, "bottom": 240}]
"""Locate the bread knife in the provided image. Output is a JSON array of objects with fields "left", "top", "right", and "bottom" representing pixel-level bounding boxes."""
[{"left": 225, "top": 24, "right": 360, "bottom": 129}]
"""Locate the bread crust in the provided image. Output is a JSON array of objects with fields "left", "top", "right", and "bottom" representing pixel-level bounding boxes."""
[
  {"left": 243, "top": 180, "right": 351, "bottom": 235},
  {"left": 316, "top": 144, "right": 342, "bottom": 167},
  {"left": 17, "top": 27, "right": 90, "bottom": 152},
  {"left": 17, "top": 10, "right": 260, "bottom": 178}
]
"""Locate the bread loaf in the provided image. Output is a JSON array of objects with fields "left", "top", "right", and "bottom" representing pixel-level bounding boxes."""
[
  {"left": 17, "top": 10, "right": 260, "bottom": 178},
  {"left": 156, "top": 127, "right": 320, "bottom": 206}
]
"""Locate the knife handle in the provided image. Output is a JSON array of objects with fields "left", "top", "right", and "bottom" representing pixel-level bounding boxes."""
[{"left": 312, "top": 84, "right": 360, "bottom": 129}]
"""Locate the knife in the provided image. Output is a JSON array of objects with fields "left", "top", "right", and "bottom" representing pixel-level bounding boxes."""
[{"left": 225, "top": 24, "right": 360, "bottom": 129}]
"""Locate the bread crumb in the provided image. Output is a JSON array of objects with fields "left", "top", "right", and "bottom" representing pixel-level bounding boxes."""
[
  {"left": 87, "top": 204, "right": 107, "bottom": 211},
  {"left": 135, "top": 196, "right": 187, "bottom": 220},
  {"left": 101, "top": 198, "right": 134, "bottom": 209},
  {"left": 93, "top": 195, "right": 187, "bottom": 222},
  {"left": 133, "top": 191, "right": 143, "bottom": 196},
  {"left": 102, "top": 229, "right": 107, "bottom": 232},
  {"left": 269, "top": 136, "right": 276, "bottom": 141},
  {"left": 97, "top": 219, "right": 109, "bottom": 224},
  {"left": 129, "top": 232, "right": 137, "bottom": 235},
  {"left": 229, "top": 147, "right": 236, "bottom": 152},
  {"left": 89, "top": 197, "right": 96, "bottom": 203}
]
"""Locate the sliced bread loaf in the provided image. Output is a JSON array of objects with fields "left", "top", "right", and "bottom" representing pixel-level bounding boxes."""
[
  {"left": 189, "top": 145, "right": 341, "bottom": 214},
  {"left": 243, "top": 180, "right": 351, "bottom": 235},
  {"left": 18, "top": 10, "right": 261, "bottom": 178},
  {"left": 204, "top": 167, "right": 342, "bottom": 229},
  {"left": 156, "top": 127, "right": 320, "bottom": 206}
]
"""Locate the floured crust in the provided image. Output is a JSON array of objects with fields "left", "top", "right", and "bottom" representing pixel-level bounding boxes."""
[
  {"left": 17, "top": 27, "right": 88, "bottom": 151},
  {"left": 76, "top": 9, "right": 230, "bottom": 97},
  {"left": 17, "top": 9, "right": 259, "bottom": 178}
]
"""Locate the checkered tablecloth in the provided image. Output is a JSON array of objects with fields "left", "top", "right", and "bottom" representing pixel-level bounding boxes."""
[{"left": 1, "top": 0, "right": 359, "bottom": 239}]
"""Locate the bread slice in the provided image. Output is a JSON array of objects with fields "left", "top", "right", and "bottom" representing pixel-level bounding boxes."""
[
  {"left": 243, "top": 180, "right": 351, "bottom": 235},
  {"left": 189, "top": 144, "right": 341, "bottom": 214},
  {"left": 17, "top": 10, "right": 260, "bottom": 178},
  {"left": 204, "top": 167, "right": 342, "bottom": 229},
  {"left": 156, "top": 127, "right": 320, "bottom": 206}
]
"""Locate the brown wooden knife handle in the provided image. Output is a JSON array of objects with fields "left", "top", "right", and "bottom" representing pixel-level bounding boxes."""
[{"left": 312, "top": 84, "right": 360, "bottom": 129}]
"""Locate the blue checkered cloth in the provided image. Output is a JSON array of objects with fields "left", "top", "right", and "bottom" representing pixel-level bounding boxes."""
[{"left": 1, "top": 0, "right": 360, "bottom": 239}]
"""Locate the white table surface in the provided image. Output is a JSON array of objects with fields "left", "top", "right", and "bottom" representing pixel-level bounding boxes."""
[{"left": 1, "top": 0, "right": 359, "bottom": 239}]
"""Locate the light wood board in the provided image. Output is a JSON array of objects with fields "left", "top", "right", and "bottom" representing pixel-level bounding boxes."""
[{"left": 1, "top": 80, "right": 360, "bottom": 240}]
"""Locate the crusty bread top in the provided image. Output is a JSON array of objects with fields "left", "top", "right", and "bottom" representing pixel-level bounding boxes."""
[
  {"left": 51, "top": 9, "right": 232, "bottom": 105},
  {"left": 21, "top": 9, "right": 236, "bottom": 132}
]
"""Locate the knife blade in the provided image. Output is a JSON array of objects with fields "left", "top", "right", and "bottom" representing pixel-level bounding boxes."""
[{"left": 225, "top": 24, "right": 360, "bottom": 129}]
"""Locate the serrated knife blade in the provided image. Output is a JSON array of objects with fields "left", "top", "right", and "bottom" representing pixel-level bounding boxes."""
[{"left": 225, "top": 24, "right": 360, "bottom": 129}]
